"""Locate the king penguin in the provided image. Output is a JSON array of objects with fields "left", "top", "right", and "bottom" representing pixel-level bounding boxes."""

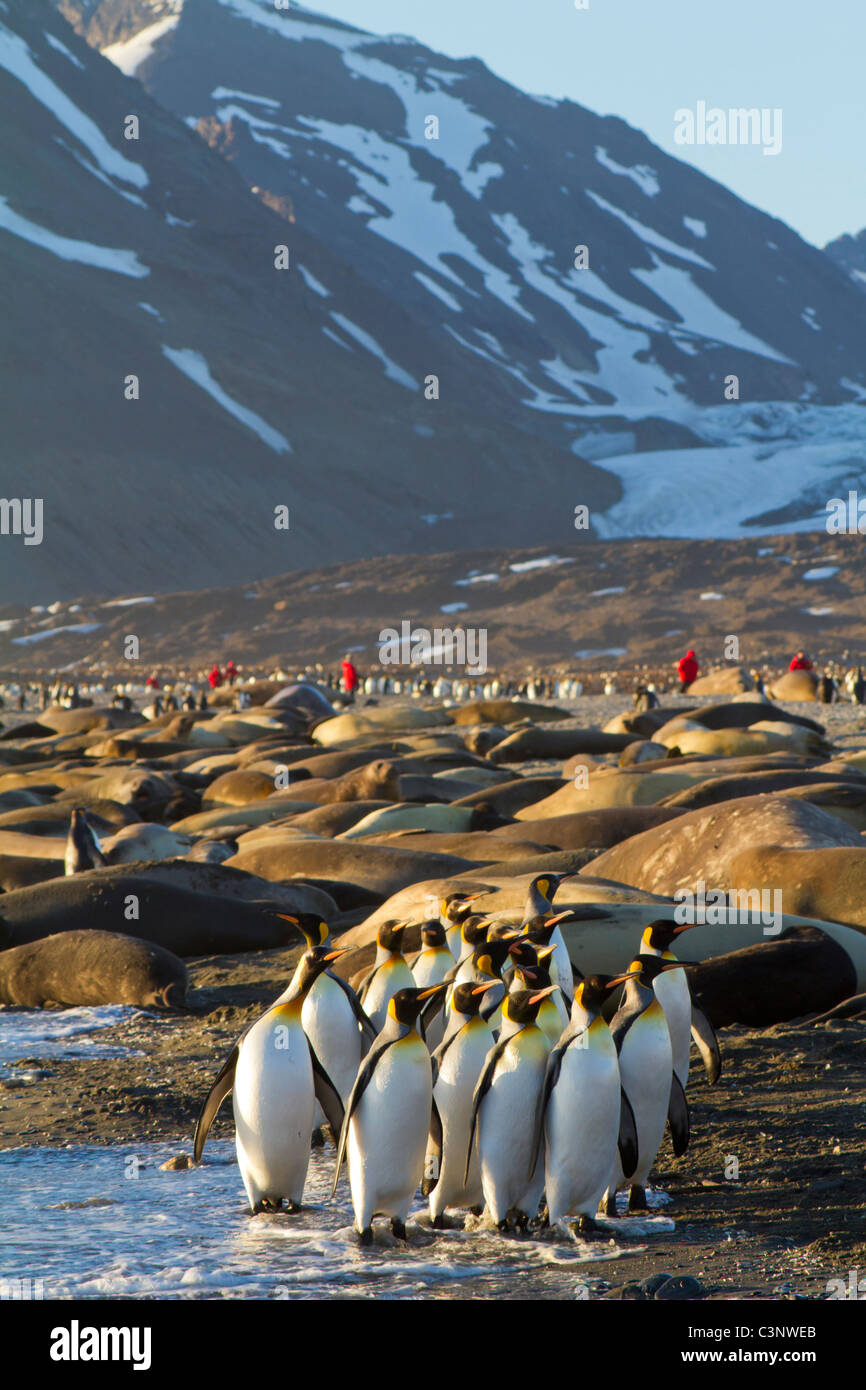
[
  {"left": 356, "top": 920, "right": 415, "bottom": 1031},
  {"left": 439, "top": 893, "right": 485, "bottom": 958},
  {"left": 277, "top": 913, "right": 375, "bottom": 1116},
  {"left": 601, "top": 956, "right": 688, "bottom": 1214},
  {"left": 532, "top": 974, "right": 637, "bottom": 1231},
  {"left": 427, "top": 982, "right": 497, "bottom": 1227},
  {"left": 65, "top": 808, "right": 106, "bottom": 875},
  {"left": 194, "top": 946, "right": 346, "bottom": 1214},
  {"left": 411, "top": 921, "right": 456, "bottom": 990},
  {"left": 467, "top": 985, "right": 557, "bottom": 1230},
  {"left": 639, "top": 918, "right": 721, "bottom": 1086},
  {"left": 333, "top": 985, "right": 446, "bottom": 1244}
]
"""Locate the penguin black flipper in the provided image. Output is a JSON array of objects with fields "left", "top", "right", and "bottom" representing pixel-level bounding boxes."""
[
  {"left": 690, "top": 1002, "right": 721, "bottom": 1084},
  {"left": 328, "top": 970, "right": 377, "bottom": 1050},
  {"left": 307, "top": 1041, "right": 345, "bottom": 1137},
  {"left": 618, "top": 1087, "right": 639, "bottom": 1179},
  {"left": 356, "top": 961, "right": 382, "bottom": 1007},
  {"left": 422, "top": 1095, "right": 443, "bottom": 1197},
  {"left": 528, "top": 1034, "right": 570, "bottom": 1180},
  {"left": 419, "top": 989, "right": 445, "bottom": 1045},
  {"left": 332, "top": 1033, "right": 399, "bottom": 1195},
  {"left": 429, "top": 1028, "right": 461, "bottom": 1088},
  {"left": 464, "top": 1037, "right": 509, "bottom": 1186},
  {"left": 193, "top": 1044, "right": 239, "bottom": 1162},
  {"left": 667, "top": 1073, "right": 690, "bottom": 1157}
]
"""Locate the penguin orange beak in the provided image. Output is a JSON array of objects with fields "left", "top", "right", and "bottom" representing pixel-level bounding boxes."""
[
  {"left": 544, "top": 911, "right": 574, "bottom": 926},
  {"left": 472, "top": 981, "right": 500, "bottom": 995},
  {"left": 604, "top": 973, "right": 633, "bottom": 988},
  {"left": 671, "top": 923, "right": 695, "bottom": 937},
  {"left": 536, "top": 945, "right": 556, "bottom": 962},
  {"left": 417, "top": 984, "right": 447, "bottom": 1000},
  {"left": 528, "top": 986, "right": 558, "bottom": 1005},
  {"left": 324, "top": 948, "right": 347, "bottom": 962},
  {"left": 276, "top": 913, "right": 300, "bottom": 925}
]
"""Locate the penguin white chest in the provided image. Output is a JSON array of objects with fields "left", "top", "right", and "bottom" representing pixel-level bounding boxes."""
[
  {"left": 233, "top": 1010, "right": 314, "bottom": 1207},
  {"left": 348, "top": 1036, "right": 431, "bottom": 1224}
]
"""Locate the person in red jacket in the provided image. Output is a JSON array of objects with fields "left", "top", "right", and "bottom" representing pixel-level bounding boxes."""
[
  {"left": 789, "top": 651, "right": 813, "bottom": 672},
  {"left": 144, "top": 672, "right": 161, "bottom": 691},
  {"left": 225, "top": 660, "right": 238, "bottom": 686},
  {"left": 341, "top": 655, "right": 359, "bottom": 703},
  {"left": 677, "top": 649, "right": 699, "bottom": 691},
  {"left": 208, "top": 663, "right": 223, "bottom": 690}
]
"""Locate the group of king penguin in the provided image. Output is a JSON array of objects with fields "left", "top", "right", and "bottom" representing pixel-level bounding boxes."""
[{"left": 194, "top": 873, "right": 721, "bottom": 1245}]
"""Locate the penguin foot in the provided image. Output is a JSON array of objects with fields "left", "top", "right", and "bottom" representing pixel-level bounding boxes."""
[
  {"left": 430, "top": 1214, "right": 447, "bottom": 1230},
  {"left": 628, "top": 1185, "right": 648, "bottom": 1213},
  {"left": 391, "top": 1219, "right": 408, "bottom": 1242},
  {"left": 600, "top": 1191, "right": 618, "bottom": 1218},
  {"left": 577, "top": 1213, "right": 600, "bottom": 1237},
  {"left": 497, "top": 1217, "right": 510, "bottom": 1233},
  {"left": 469, "top": 1204, "right": 484, "bottom": 1217},
  {"left": 357, "top": 1226, "right": 374, "bottom": 1247},
  {"left": 310, "top": 1127, "right": 326, "bottom": 1149},
  {"left": 253, "top": 1198, "right": 283, "bottom": 1215},
  {"left": 538, "top": 1203, "right": 550, "bottom": 1230},
  {"left": 286, "top": 1200, "right": 301, "bottom": 1215}
]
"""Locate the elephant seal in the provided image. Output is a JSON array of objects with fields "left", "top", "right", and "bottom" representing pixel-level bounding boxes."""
[
  {"left": 487, "top": 727, "right": 636, "bottom": 762},
  {"left": 727, "top": 845, "right": 866, "bottom": 929},
  {"left": 226, "top": 840, "right": 478, "bottom": 898},
  {"left": 618, "top": 740, "right": 670, "bottom": 766},
  {"left": 0, "top": 855, "right": 65, "bottom": 891},
  {"left": 687, "top": 666, "right": 753, "bottom": 696},
  {"left": 53, "top": 767, "right": 178, "bottom": 815},
  {"left": 0, "top": 870, "right": 332, "bottom": 957},
  {"left": 396, "top": 773, "right": 479, "bottom": 803},
  {"left": 514, "top": 767, "right": 715, "bottom": 818},
  {"left": 655, "top": 723, "right": 830, "bottom": 760},
  {"left": 767, "top": 669, "right": 820, "bottom": 702},
  {"left": 661, "top": 768, "right": 865, "bottom": 813},
  {"left": 0, "top": 929, "right": 188, "bottom": 1009},
  {"left": 353, "top": 829, "right": 552, "bottom": 861},
  {"left": 454, "top": 776, "right": 564, "bottom": 817},
  {"left": 0, "top": 801, "right": 140, "bottom": 836},
  {"left": 337, "top": 803, "right": 477, "bottom": 839},
  {"left": 313, "top": 706, "right": 451, "bottom": 744},
  {"left": 201, "top": 770, "right": 278, "bottom": 807},
  {"left": 488, "top": 806, "right": 686, "bottom": 852},
  {"left": 684, "top": 701, "right": 824, "bottom": 735},
  {"left": 282, "top": 801, "right": 392, "bottom": 837},
  {"left": 450, "top": 700, "right": 571, "bottom": 725},
  {"left": 99, "top": 823, "right": 193, "bottom": 864},
  {"left": 584, "top": 795, "right": 863, "bottom": 897},
  {"left": 684, "top": 927, "right": 857, "bottom": 1027},
  {"left": 226, "top": 761, "right": 401, "bottom": 808},
  {"left": 604, "top": 707, "right": 695, "bottom": 737}
]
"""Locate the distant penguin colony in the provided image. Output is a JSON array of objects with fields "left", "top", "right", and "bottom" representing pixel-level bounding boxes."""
[{"left": 194, "top": 898, "right": 721, "bottom": 1243}]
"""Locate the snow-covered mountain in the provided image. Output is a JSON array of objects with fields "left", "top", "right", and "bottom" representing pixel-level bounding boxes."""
[
  {"left": 825, "top": 227, "right": 866, "bottom": 293},
  {"left": 4, "top": 0, "right": 865, "bottom": 606},
  {"left": 1, "top": 0, "right": 616, "bottom": 604}
]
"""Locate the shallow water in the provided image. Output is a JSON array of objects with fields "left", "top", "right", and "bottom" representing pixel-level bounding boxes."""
[
  {"left": 0, "top": 1141, "right": 674, "bottom": 1300},
  {"left": 0, "top": 1006, "right": 144, "bottom": 1065}
]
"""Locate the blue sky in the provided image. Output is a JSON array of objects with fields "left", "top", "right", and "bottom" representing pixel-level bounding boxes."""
[{"left": 301, "top": 0, "right": 865, "bottom": 247}]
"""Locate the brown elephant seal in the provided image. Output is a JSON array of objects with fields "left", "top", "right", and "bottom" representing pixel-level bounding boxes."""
[
  {"left": 283, "top": 801, "right": 392, "bottom": 836},
  {"left": 618, "top": 740, "right": 670, "bottom": 766},
  {"left": 687, "top": 666, "right": 753, "bottom": 696},
  {"left": 52, "top": 767, "right": 178, "bottom": 815},
  {"left": 450, "top": 700, "right": 571, "bottom": 725},
  {"left": 661, "top": 768, "right": 865, "bottom": 813},
  {"left": 685, "top": 701, "right": 824, "bottom": 734},
  {"left": 767, "top": 669, "right": 820, "bottom": 702},
  {"left": 201, "top": 770, "right": 277, "bottom": 807},
  {"left": 0, "top": 855, "right": 65, "bottom": 891},
  {"left": 685, "top": 927, "right": 856, "bottom": 1027},
  {"left": 584, "top": 795, "right": 863, "bottom": 897},
  {"left": 0, "top": 869, "right": 332, "bottom": 957},
  {"left": 454, "top": 776, "right": 564, "bottom": 817},
  {"left": 488, "top": 806, "right": 686, "bottom": 851},
  {"left": 226, "top": 761, "right": 401, "bottom": 808},
  {"left": 487, "top": 727, "right": 636, "bottom": 762},
  {"left": 0, "top": 929, "right": 189, "bottom": 1009},
  {"left": 727, "top": 845, "right": 866, "bottom": 929},
  {"left": 0, "top": 801, "right": 141, "bottom": 837},
  {"left": 226, "top": 839, "right": 477, "bottom": 898}
]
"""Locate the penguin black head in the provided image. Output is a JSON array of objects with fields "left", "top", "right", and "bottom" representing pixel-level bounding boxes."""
[
  {"left": 450, "top": 982, "right": 488, "bottom": 1017},
  {"left": 277, "top": 911, "right": 330, "bottom": 950},
  {"left": 420, "top": 921, "right": 448, "bottom": 950},
  {"left": 388, "top": 985, "right": 446, "bottom": 1027},
  {"left": 575, "top": 973, "right": 630, "bottom": 1014},
  {"left": 440, "top": 893, "right": 484, "bottom": 924},
  {"left": 511, "top": 962, "right": 551, "bottom": 991},
  {"left": 628, "top": 954, "right": 693, "bottom": 986},
  {"left": 473, "top": 939, "right": 512, "bottom": 977},
  {"left": 503, "top": 986, "right": 557, "bottom": 1025},
  {"left": 293, "top": 945, "right": 346, "bottom": 996},
  {"left": 506, "top": 936, "right": 539, "bottom": 968},
  {"left": 524, "top": 909, "right": 573, "bottom": 943},
  {"left": 528, "top": 873, "right": 574, "bottom": 904},
  {"left": 377, "top": 920, "right": 408, "bottom": 953},
  {"left": 461, "top": 916, "right": 490, "bottom": 948},
  {"left": 641, "top": 919, "right": 693, "bottom": 952}
]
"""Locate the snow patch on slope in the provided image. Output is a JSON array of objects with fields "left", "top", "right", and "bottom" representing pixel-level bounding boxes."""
[
  {"left": 0, "top": 24, "right": 148, "bottom": 187},
  {"left": 0, "top": 198, "right": 149, "bottom": 277},
  {"left": 161, "top": 347, "right": 291, "bottom": 453},
  {"left": 329, "top": 313, "right": 418, "bottom": 388},
  {"left": 103, "top": 15, "right": 180, "bottom": 75}
]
